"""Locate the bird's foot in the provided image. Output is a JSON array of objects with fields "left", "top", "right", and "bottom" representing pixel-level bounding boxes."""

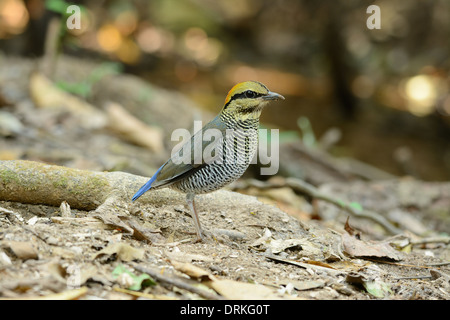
[{"left": 188, "top": 228, "right": 215, "bottom": 243}]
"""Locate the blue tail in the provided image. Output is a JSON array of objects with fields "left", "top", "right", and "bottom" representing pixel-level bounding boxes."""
[{"left": 132, "top": 166, "right": 163, "bottom": 201}]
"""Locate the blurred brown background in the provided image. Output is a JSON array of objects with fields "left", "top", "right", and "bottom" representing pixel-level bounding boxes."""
[{"left": 0, "top": 0, "right": 449, "bottom": 181}]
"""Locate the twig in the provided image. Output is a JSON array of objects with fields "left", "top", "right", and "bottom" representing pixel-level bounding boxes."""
[
  {"left": 393, "top": 275, "right": 433, "bottom": 280},
  {"left": 265, "top": 255, "right": 343, "bottom": 276},
  {"left": 41, "top": 17, "right": 61, "bottom": 79},
  {"left": 286, "top": 178, "right": 403, "bottom": 235},
  {"left": 411, "top": 237, "right": 450, "bottom": 246},
  {"left": 363, "top": 258, "right": 446, "bottom": 271},
  {"left": 426, "top": 262, "right": 450, "bottom": 267},
  {"left": 132, "top": 264, "right": 223, "bottom": 300},
  {"left": 151, "top": 239, "right": 192, "bottom": 247},
  {"left": 232, "top": 177, "right": 402, "bottom": 235}
]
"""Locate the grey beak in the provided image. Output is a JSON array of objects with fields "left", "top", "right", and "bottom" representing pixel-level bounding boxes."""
[{"left": 263, "top": 91, "right": 285, "bottom": 101}]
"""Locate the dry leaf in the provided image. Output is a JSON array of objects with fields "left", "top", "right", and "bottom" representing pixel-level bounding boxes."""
[
  {"left": 269, "top": 239, "right": 322, "bottom": 257},
  {"left": 345, "top": 272, "right": 392, "bottom": 298},
  {"left": 169, "top": 259, "right": 283, "bottom": 299},
  {"left": 166, "top": 251, "right": 215, "bottom": 263},
  {"left": 118, "top": 215, "right": 162, "bottom": 243},
  {"left": 29, "top": 73, "right": 106, "bottom": 129},
  {"left": 60, "top": 201, "right": 72, "bottom": 217},
  {"left": 106, "top": 102, "right": 164, "bottom": 152},
  {"left": 33, "top": 287, "right": 88, "bottom": 300},
  {"left": 344, "top": 216, "right": 358, "bottom": 236},
  {"left": 170, "top": 260, "right": 212, "bottom": 281},
  {"left": 93, "top": 243, "right": 145, "bottom": 262},
  {"left": 3, "top": 241, "right": 38, "bottom": 260},
  {"left": 206, "top": 279, "right": 281, "bottom": 300},
  {"left": 250, "top": 228, "right": 272, "bottom": 248},
  {"left": 266, "top": 255, "right": 342, "bottom": 276},
  {"left": 0, "top": 250, "right": 12, "bottom": 266},
  {"left": 92, "top": 212, "right": 134, "bottom": 234},
  {"left": 342, "top": 233, "right": 402, "bottom": 261},
  {"left": 280, "top": 279, "right": 325, "bottom": 291},
  {"left": 250, "top": 229, "right": 321, "bottom": 258}
]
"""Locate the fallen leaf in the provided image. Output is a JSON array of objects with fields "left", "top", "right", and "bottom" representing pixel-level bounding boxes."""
[
  {"left": 280, "top": 279, "right": 325, "bottom": 291},
  {"left": 269, "top": 239, "right": 322, "bottom": 257},
  {"left": 45, "top": 260, "right": 68, "bottom": 283},
  {"left": 31, "top": 287, "right": 88, "bottom": 300},
  {"left": 4, "top": 241, "right": 38, "bottom": 260},
  {"left": 250, "top": 230, "right": 322, "bottom": 258},
  {"left": 93, "top": 243, "right": 145, "bottom": 262},
  {"left": 105, "top": 102, "right": 164, "bottom": 152},
  {"left": 68, "top": 265, "right": 99, "bottom": 288},
  {"left": 0, "top": 287, "right": 89, "bottom": 300},
  {"left": 0, "top": 250, "right": 12, "bottom": 266},
  {"left": 0, "top": 111, "right": 24, "bottom": 136},
  {"left": 60, "top": 201, "right": 71, "bottom": 217},
  {"left": 344, "top": 216, "right": 358, "bottom": 237},
  {"left": 92, "top": 212, "right": 134, "bottom": 234},
  {"left": 346, "top": 272, "right": 392, "bottom": 298},
  {"left": 29, "top": 73, "right": 107, "bottom": 129},
  {"left": 170, "top": 260, "right": 212, "bottom": 281},
  {"left": 266, "top": 255, "right": 342, "bottom": 276},
  {"left": 26, "top": 216, "right": 39, "bottom": 225},
  {"left": 206, "top": 279, "right": 282, "bottom": 300},
  {"left": 342, "top": 233, "right": 402, "bottom": 261},
  {"left": 168, "top": 259, "right": 284, "bottom": 299},
  {"left": 112, "top": 264, "right": 156, "bottom": 291},
  {"left": 250, "top": 228, "right": 272, "bottom": 248},
  {"left": 363, "top": 279, "right": 392, "bottom": 298},
  {"left": 118, "top": 215, "right": 163, "bottom": 243},
  {"left": 165, "top": 251, "right": 215, "bottom": 263}
]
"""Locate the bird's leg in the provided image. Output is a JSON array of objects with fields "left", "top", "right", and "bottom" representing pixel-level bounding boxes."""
[{"left": 186, "top": 193, "right": 203, "bottom": 241}]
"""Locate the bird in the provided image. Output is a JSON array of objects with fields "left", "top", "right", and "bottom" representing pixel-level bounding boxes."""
[{"left": 132, "top": 81, "right": 284, "bottom": 241}]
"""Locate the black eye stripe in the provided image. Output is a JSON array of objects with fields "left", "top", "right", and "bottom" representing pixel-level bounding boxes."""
[
  {"left": 223, "top": 90, "right": 265, "bottom": 109},
  {"left": 232, "top": 90, "right": 262, "bottom": 100}
]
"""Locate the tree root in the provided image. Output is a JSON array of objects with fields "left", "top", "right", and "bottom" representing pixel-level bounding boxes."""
[
  {"left": 0, "top": 160, "right": 147, "bottom": 211},
  {"left": 232, "top": 177, "right": 403, "bottom": 235}
]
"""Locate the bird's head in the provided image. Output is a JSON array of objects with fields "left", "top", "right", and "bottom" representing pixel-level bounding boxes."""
[{"left": 221, "top": 81, "right": 284, "bottom": 119}]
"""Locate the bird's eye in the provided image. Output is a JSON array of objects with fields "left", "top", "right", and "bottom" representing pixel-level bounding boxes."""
[{"left": 245, "top": 90, "right": 256, "bottom": 98}]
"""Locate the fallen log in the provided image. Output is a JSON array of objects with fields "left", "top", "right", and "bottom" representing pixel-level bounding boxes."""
[{"left": 0, "top": 160, "right": 147, "bottom": 210}]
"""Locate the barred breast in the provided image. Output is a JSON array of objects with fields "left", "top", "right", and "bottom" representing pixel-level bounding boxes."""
[{"left": 171, "top": 117, "right": 259, "bottom": 194}]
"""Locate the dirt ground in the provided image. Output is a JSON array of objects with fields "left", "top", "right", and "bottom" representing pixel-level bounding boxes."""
[{"left": 0, "top": 183, "right": 448, "bottom": 300}]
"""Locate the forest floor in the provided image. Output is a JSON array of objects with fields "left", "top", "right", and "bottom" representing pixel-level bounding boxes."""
[{"left": 0, "top": 55, "right": 449, "bottom": 300}]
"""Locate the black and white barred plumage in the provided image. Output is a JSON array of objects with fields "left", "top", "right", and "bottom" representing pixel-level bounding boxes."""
[
  {"left": 131, "top": 81, "right": 284, "bottom": 240},
  {"left": 171, "top": 116, "right": 259, "bottom": 194}
]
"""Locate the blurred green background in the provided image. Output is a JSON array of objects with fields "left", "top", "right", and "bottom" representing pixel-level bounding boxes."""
[{"left": 0, "top": 0, "right": 449, "bottom": 180}]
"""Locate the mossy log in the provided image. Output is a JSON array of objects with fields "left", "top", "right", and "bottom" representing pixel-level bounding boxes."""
[{"left": 0, "top": 160, "right": 150, "bottom": 211}]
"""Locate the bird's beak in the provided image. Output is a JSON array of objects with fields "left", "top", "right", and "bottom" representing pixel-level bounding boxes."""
[{"left": 263, "top": 91, "right": 285, "bottom": 101}]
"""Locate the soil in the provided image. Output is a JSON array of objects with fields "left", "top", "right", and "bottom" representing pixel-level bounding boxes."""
[{"left": 0, "top": 185, "right": 448, "bottom": 300}]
